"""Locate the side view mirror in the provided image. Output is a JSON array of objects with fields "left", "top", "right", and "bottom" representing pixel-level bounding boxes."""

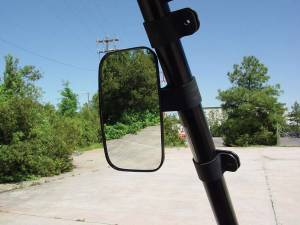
[{"left": 98, "top": 47, "right": 164, "bottom": 172}]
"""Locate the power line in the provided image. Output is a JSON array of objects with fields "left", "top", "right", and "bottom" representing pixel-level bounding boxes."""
[
  {"left": 60, "top": 0, "right": 110, "bottom": 60},
  {"left": 47, "top": 1, "right": 97, "bottom": 55},
  {"left": 89, "top": 0, "right": 110, "bottom": 33},
  {"left": 0, "top": 37, "right": 96, "bottom": 72},
  {"left": 62, "top": 0, "right": 100, "bottom": 38},
  {"left": 80, "top": 0, "right": 107, "bottom": 37}
]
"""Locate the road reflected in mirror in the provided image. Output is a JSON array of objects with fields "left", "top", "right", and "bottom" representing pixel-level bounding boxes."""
[{"left": 106, "top": 125, "right": 161, "bottom": 170}]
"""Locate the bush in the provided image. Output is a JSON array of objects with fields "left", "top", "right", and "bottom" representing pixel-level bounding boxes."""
[
  {"left": 0, "top": 138, "right": 73, "bottom": 183},
  {"left": 104, "top": 111, "right": 160, "bottom": 140},
  {"left": 0, "top": 98, "right": 74, "bottom": 183},
  {"left": 210, "top": 123, "right": 223, "bottom": 137},
  {"left": 0, "top": 97, "right": 42, "bottom": 145},
  {"left": 0, "top": 55, "right": 98, "bottom": 183},
  {"left": 163, "top": 115, "right": 186, "bottom": 147},
  {"left": 222, "top": 118, "right": 277, "bottom": 146}
]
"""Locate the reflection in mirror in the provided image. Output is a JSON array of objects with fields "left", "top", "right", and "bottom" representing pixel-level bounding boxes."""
[{"left": 99, "top": 47, "right": 163, "bottom": 171}]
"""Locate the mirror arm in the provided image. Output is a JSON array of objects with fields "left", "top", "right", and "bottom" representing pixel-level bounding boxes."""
[{"left": 160, "top": 76, "right": 201, "bottom": 112}]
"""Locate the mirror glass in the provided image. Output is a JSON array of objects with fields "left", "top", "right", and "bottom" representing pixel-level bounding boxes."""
[{"left": 99, "top": 47, "right": 164, "bottom": 171}]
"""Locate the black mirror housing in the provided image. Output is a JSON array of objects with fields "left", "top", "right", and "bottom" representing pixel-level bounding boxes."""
[{"left": 98, "top": 47, "right": 164, "bottom": 172}]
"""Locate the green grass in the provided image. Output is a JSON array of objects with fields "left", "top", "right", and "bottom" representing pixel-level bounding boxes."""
[{"left": 76, "top": 143, "right": 103, "bottom": 152}]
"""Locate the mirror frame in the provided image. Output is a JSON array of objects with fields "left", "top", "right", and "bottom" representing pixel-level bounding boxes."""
[{"left": 98, "top": 46, "right": 165, "bottom": 172}]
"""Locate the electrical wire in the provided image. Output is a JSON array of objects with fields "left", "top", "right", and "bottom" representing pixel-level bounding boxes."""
[
  {"left": 0, "top": 37, "right": 96, "bottom": 72},
  {"left": 45, "top": 0, "right": 97, "bottom": 55},
  {"left": 85, "top": 0, "right": 108, "bottom": 36},
  {"left": 59, "top": 0, "right": 112, "bottom": 57},
  {"left": 62, "top": 0, "right": 102, "bottom": 38}
]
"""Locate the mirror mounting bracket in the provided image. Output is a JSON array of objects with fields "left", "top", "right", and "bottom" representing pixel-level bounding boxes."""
[
  {"left": 160, "top": 76, "right": 201, "bottom": 112},
  {"left": 193, "top": 150, "right": 241, "bottom": 183},
  {"left": 143, "top": 8, "right": 200, "bottom": 48}
]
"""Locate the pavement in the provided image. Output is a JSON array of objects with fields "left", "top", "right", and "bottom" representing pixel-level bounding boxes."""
[
  {"left": 106, "top": 125, "right": 162, "bottom": 170},
  {"left": 213, "top": 137, "right": 300, "bottom": 147},
  {"left": 0, "top": 146, "right": 300, "bottom": 225}
]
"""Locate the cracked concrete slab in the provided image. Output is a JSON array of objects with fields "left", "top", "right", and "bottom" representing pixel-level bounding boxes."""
[{"left": 0, "top": 147, "right": 299, "bottom": 225}]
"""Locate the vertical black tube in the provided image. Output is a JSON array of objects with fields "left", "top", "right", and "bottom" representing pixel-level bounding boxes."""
[{"left": 137, "top": 0, "right": 239, "bottom": 224}]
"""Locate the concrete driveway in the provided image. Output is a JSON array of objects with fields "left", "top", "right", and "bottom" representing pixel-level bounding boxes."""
[
  {"left": 106, "top": 125, "right": 162, "bottom": 170},
  {"left": 0, "top": 147, "right": 299, "bottom": 225}
]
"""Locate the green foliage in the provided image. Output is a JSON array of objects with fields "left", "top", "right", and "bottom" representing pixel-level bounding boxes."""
[
  {"left": 104, "top": 111, "right": 186, "bottom": 148},
  {"left": 209, "top": 123, "right": 223, "bottom": 137},
  {"left": 101, "top": 49, "right": 159, "bottom": 124},
  {"left": 0, "top": 51, "right": 187, "bottom": 183},
  {"left": 0, "top": 96, "right": 75, "bottom": 183},
  {"left": 0, "top": 55, "right": 103, "bottom": 183},
  {"left": 289, "top": 102, "right": 300, "bottom": 125},
  {"left": 76, "top": 143, "right": 102, "bottom": 153},
  {"left": 104, "top": 111, "right": 160, "bottom": 140},
  {"left": 286, "top": 101, "right": 300, "bottom": 135},
  {"left": 58, "top": 81, "right": 78, "bottom": 117},
  {"left": 0, "top": 97, "right": 41, "bottom": 145},
  {"left": 0, "top": 56, "right": 77, "bottom": 183},
  {"left": 76, "top": 103, "right": 101, "bottom": 146},
  {"left": 218, "top": 56, "right": 285, "bottom": 146},
  {"left": 2, "top": 54, "right": 42, "bottom": 100},
  {"left": 99, "top": 49, "right": 163, "bottom": 143},
  {"left": 163, "top": 115, "right": 186, "bottom": 147},
  {"left": 91, "top": 93, "right": 99, "bottom": 113},
  {"left": 0, "top": 138, "right": 73, "bottom": 183},
  {"left": 206, "top": 109, "right": 224, "bottom": 137}
]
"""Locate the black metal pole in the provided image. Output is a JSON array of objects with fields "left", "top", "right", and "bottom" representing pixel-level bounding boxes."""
[{"left": 137, "top": 0, "right": 239, "bottom": 224}]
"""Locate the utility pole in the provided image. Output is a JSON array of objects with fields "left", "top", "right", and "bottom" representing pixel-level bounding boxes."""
[
  {"left": 79, "top": 92, "right": 90, "bottom": 103},
  {"left": 96, "top": 36, "right": 119, "bottom": 58}
]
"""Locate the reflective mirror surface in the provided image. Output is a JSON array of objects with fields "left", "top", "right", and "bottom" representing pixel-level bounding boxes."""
[{"left": 99, "top": 47, "right": 164, "bottom": 171}]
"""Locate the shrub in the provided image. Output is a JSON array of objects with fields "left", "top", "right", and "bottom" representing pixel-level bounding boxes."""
[
  {"left": 163, "top": 115, "right": 186, "bottom": 147},
  {"left": 222, "top": 118, "right": 277, "bottom": 147},
  {"left": 0, "top": 55, "right": 95, "bottom": 183},
  {"left": 105, "top": 124, "right": 126, "bottom": 140},
  {"left": 0, "top": 138, "right": 73, "bottom": 183},
  {"left": 104, "top": 111, "right": 160, "bottom": 140},
  {"left": 0, "top": 98, "right": 74, "bottom": 183}
]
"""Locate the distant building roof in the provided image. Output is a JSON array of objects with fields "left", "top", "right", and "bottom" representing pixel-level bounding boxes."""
[{"left": 203, "top": 106, "right": 222, "bottom": 110}]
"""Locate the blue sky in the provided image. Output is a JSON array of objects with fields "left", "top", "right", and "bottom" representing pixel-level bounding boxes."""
[{"left": 0, "top": 0, "right": 299, "bottom": 109}]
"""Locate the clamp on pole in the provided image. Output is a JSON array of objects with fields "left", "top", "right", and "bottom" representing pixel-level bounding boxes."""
[
  {"left": 193, "top": 150, "right": 241, "bottom": 182},
  {"left": 159, "top": 76, "right": 201, "bottom": 112},
  {"left": 143, "top": 8, "right": 200, "bottom": 48}
]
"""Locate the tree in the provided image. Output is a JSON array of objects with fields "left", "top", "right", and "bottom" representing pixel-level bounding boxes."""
[
  {"left": 0, "top": 55, "right": 43, "bottom": 144},
  {"left": 90, "top": 92, "right": 100, "bottom": 113},
  {"left": 217, "top": 56, "right": 285, "bottom": 146},
  {"left": 58, "top": 81, "right": 78, "bottom": 117},
  {"left": 1, "top": 54, "right": 42, "bottom": 100},
  {"left": 0, "top": 56, "right": 74, "bottom": 182},
  {"left": 77, "top": 100, "right": 101, "bottom": 146},
  {"left": 288, "top": 101, "right": 300, "bottom": 135},
  {"left": 101, "top": 49, "right": 159, "bottom": 124},
  {"left": 206, "top": 109, "right": 224, "bottom": 137}
]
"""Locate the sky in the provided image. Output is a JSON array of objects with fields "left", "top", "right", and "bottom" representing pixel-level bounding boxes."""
[{"left": 0, "top": 0, "right": 299, "bottom": 109}]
